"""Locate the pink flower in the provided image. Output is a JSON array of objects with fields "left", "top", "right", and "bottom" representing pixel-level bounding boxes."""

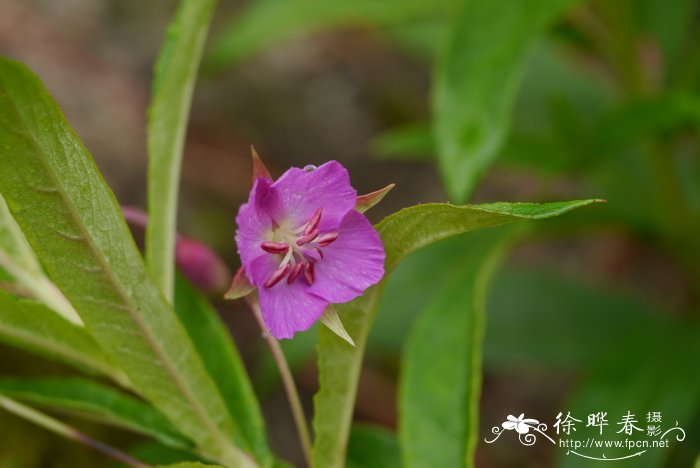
[{"left": 235, "top": 161, "right": 385, "bottom": 339}]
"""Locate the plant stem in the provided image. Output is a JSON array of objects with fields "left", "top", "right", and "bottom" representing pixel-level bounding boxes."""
[
  {"left": 0, "top": 395, "right": 151, "bottom": 468},
  {"left": 245, "top": 295, "right": 313, "bottom": 466}
]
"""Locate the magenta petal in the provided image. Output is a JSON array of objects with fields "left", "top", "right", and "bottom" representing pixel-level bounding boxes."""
[
  {"left": 267, "top": 161, "right": 356, "bottom": 230},
  {"left": 259, "top": 281, "right": 328, "bottom": 339},
  {"left": 308, "top": 210, "right": 385, "bottom": 304},
  {"left": 235, "top": 178, "right": 276, "bottom": 268}
]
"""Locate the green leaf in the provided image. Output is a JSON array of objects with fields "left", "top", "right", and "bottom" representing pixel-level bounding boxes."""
[
  {"left": 146, "top": 0, "right": 218, "bottom": 302},
  {"left": 174, "top": 275, "right": 272, "bottom": 467},
  {"left": 207, "top": 0, "right": 458, "bottom": 70},
  {"left": 433, "top": 0, "right": 579, "bottom": 202},
  {"left": 399, "top": 229, "right": 512, "bottom": 467},
  {"left": 0, "top": 194, "right": 80, "bottom": 324},
  {"left": 559, "top": 323, "right": 700, "bottom": 468},
  {"left": 347, "top": 424, "right": 400, "bottom": 468},
  {"left": 371, "top": 123, "right": 434, "bottom": 162},
  {"left": 0, "top": 58, "right": 252, "bottom": 466},
  {"left": 485, "top": 268, "right": 662, "bottom": 370},
  {"left": 311, "top": 199, "right": 599, "bottom": 467},
  {"left": 0, "top": 377, "right": 190, "bottom": 450},
  {"left": 0, "top": 291, "right": 123, "bottom": 382}
]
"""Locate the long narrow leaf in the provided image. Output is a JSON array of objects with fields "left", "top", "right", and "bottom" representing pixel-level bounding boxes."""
[
  {"left": 434, "top": 0, "right": 579, "bottom": 202},
  {"left": 0, "top": 291, "right": 123, "bottom": 382},
  {"left": 0, "top": 194, "right": 80, "bottom": 324},
  {"left": 0, "top": 377, "right": 190, "bottom": 450},
  {"left": 0, "top": 58, "right": 253, "bottom": 467},
  {"left": 399, "top": 229, "right": 512, "bottom": 467},
  {"left": 174, "top": 275, "right": 272, "bottom": 466},
  {"left": 146, "top": 0, "right": 218, "bottom": 302},
  {"left": 312, "top": 200, "right": 599, "bottom": 467}
]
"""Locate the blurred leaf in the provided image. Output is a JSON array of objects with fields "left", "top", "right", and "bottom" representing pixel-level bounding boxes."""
[
  {"left": 0, "top": 377, "right": 190, "bottom": 450},
  {"left": 347, "top": 424, "right": 401, "bottom": 468},
  {"left": 312, "top": 200, "right": 599, "bottom": 467},
  {"left": 637, "top": 0, "right": 696, "bottom": 74},
  {"left": 372, "top": 123, "right": 434, "bottom": 161},
  {"left": 0, "top": 194, "right": 80, "bottom": 324},
  {"left": 0, "top": 291, "right": 122, "bottom": 381},
  {"left": 207, "top": 0, "right": 458, "bottom": 70},
  {"left": 0, "top": 58, "right": 250, "bottom": 466},
  {"left": 147, "top": 0, "right": 218, "bottom": 302},
  {"left": 174, "top": 275, "right": 272, "bottom": 467},
  {"left": 559, "top": 323, "right": 700, "bottom": 468},
  {"left": 400, "top": 229, "right": 512, "bottom": 467},
  {"left": 484, "top": 268, "right": 661, "bottom": 370},
  {"left": 434, "top": 0, "right": 579, "bottom": 202}
]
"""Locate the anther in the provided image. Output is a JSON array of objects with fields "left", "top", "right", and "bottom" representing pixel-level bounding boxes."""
[
  {"left": 304, "top": 262, "right": 315, "bottom": 285},
  {"left": 317, "top": 232, "right": 339, "bottom": 247},
  {"left": 264, "top": 264, "right": 291, "bottom": 288},
  {"left": 287, "top": 262, "right": 304, "bottom": 284},
  {"left": 261, "top": 242, "right": 289, "bottom": 254},
  {"left": 304, "top": 208, "right": 322, "bottom": 235},
  {"left": 296, "top": 229, "right": 318, "bottom": 246}
]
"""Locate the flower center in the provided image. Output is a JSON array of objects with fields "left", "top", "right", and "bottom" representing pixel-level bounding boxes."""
[{"left": 260, "top": 208, "right": 339, "bottom": 288}]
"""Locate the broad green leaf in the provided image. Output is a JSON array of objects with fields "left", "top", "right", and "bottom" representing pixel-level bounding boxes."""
[
  {"left": 347, "top": 424, "right": 400, "bottom": 468},
  {"left": 174, "top": 275, "right": 272, "bottom": 467},
  {"left": 0, "top": 194, "right": 80, "bottom": 324},
  {"left": 147, "top": 0, "right": 218, "bottom": 302},
  {"left": 0, "top": 377, "right": 190, "bottom": 450},
  {"left": 311, "top": 199, "right": 599, "bottom": 467},
  {"left": 0, "top": 291, "right": 123, "bottom": 383},
  {"left": 399, "top": 229, "right": 512, "bottom": 467},
  {"left": 0, "top": 58, "right": 252, "bottom": 467},
  {"left": 207, "top": 0, "right": 458, "bottom": 70},
  {"left": 433, "top": 0, "right": 579, "bottom": 202}
]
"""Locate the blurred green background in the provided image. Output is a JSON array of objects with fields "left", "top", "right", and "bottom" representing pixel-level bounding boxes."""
[{"left": 1, "top": 0, "right": 699, "bottom": 466}]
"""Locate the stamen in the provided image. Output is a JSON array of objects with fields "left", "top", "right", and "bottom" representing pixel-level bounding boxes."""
[
  {"left": 315, "top": 247, "right": 324, "bottom": 259},
  {"left": 304, "top": 262, "right": 315, "bottom": 285},
  {"left": 261, "top": 241, "right": 290, "bottom": 254},
  {"left": 296, "top": 229, "right": 319, "bottom": 246},
  {"left": 287, "top": 262, "right": 304, "bottom": 284},
  {"left": 304, "top": 208, "right": 322, "bottom": 235},
  {"left": 317, "top": 232, "right": 339, "bottom": 247},
  {"left": 264, "top": 264, "right": 291, "bottom": 288}
]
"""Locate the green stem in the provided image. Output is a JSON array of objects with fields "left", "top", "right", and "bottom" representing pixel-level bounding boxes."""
[
  {"left": 0, "top": 395, "right": 151, "bottom": 468},
  {"left": 246, "top": 295, "right": 312, "bottom": 467}
]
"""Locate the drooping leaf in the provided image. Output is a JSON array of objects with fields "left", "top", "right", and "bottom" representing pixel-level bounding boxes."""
[
  {"left": 0, "top": 291, "right": 124, "bottom": 383},
  {"left": 0, "top": 58, "right": 252, "bottom": 467},
  {"left": 0, "top": 195, "right": 80, "bottom": 324},
  {"left": 433, "top": 0, "right": 580, "bottom": 202},
  {"left": 206, "top": 0, "right": 458, "bottom": 70},
  {"left": 311, "top": 199, "right": 600, "bottom": 467},
  {"left": 346, "top": 424, "right": 401, "bottom": 468},
  {"left": 399, "top": 229, "right": 512, "bottom": 467},
  {"left": 146, "top": 0, "right": 218, "bottom": 302},
  {"left": 0, "top": 377, "right": 190, "bottom": 450},
  {"left": 174, "top": 275, "right": 272, "bottom": 467}
]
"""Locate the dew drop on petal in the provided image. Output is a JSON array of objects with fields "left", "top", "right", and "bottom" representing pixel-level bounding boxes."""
[{"left": 303, "top": 164, "right": 317, "bottom": 172}]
